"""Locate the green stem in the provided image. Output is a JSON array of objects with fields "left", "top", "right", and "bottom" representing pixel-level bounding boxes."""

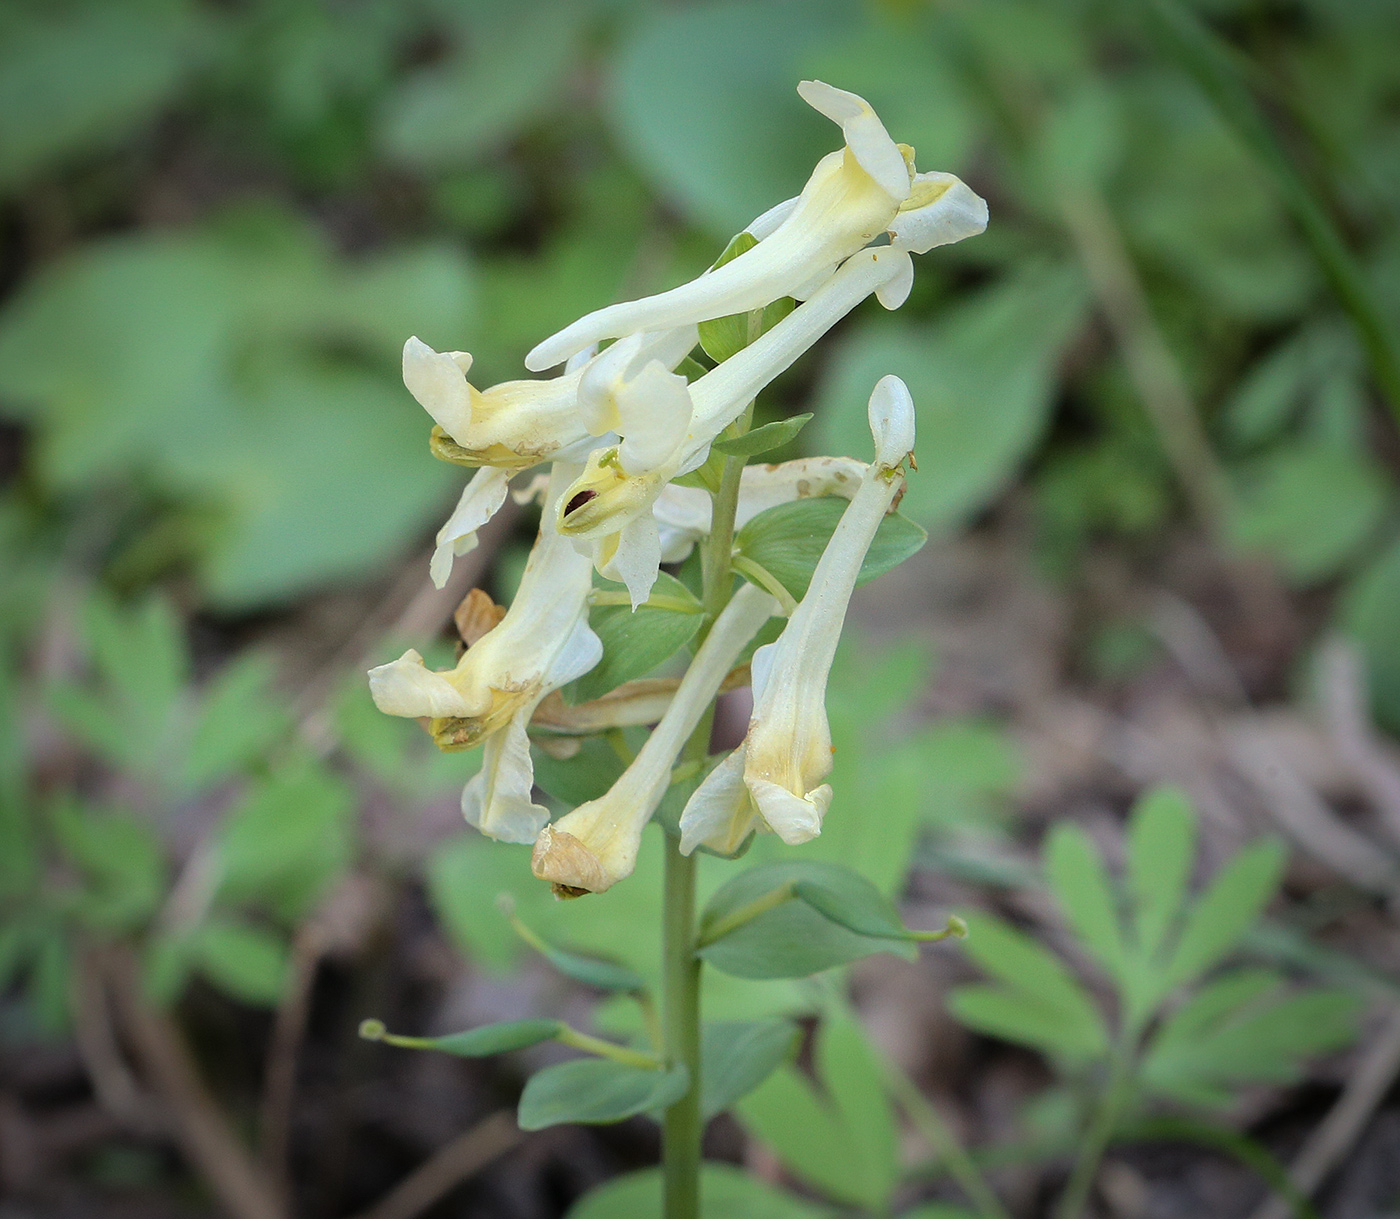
[
  {"left": 1054, "top": 1037, "right": 1138, "bottom": 1219},
  {"left": 662, "top": 838, "right": 702, "bottom": 1219},
  {"left": 660, "top": 395, "right": 752, "bottom": 1219},
  {"left": 556, "top": 1026, "right": 662, "bottom": 1070}
]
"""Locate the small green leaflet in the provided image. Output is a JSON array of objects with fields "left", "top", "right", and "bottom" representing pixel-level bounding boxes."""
[
  {"left": 734, "top": 498, "right": 926, "bottom": 601},
  {"left": 712, "top": 413, "right": 812, "bottom": 459}
]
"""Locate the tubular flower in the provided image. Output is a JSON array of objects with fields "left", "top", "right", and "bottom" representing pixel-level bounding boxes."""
[
  {"left": 653, "top": 455, "right": 867, "bottom": 561},
  {"left": 403, "top": 327, "right": 695, "bottom": 470},
  {"left": 531, "top": 583, "right": 777, "bottom": 895},
  {"left": 525, "top": 80, "right": 987, "bottom": 371},
  {"left": 553, "top": 244, "right": 917, "bottom": 603},
  {"left": 679, "top": 375, "right": 916, "bottom": 855},
  {"left": 367, "top": 465, "right": 602, "bottom": 843}
]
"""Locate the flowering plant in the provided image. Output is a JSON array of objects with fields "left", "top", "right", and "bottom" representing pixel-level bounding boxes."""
[{"left": 361, "top": 81, "right": 986, "bottom": 1219}]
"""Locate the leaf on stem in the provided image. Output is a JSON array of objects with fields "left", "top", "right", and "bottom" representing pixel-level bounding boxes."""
[{"left": 518, "top": 1059, "right": 689, "bottom": 1129}]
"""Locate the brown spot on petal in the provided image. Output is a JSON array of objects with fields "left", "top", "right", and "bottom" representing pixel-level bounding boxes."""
[
  {"left": 565, "top": 489, "right": 597, "bottom": 516},
  {"left": 531, "top": 825, "right": 613, "bottom": 894}
]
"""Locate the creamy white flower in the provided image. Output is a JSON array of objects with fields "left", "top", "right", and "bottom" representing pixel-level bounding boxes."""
[
  {"left": 679, "top": 376, "right": 915, "bottom": 854},
  {"left": 553, "top": 245, "right": 915, "bottom": 602},
  {"left": 368, "top": 465, "right": 602, "bottom": 843},
  {"left": 430, "top": 466, "right": 512, "bottom": 589},
  {"left": 525, "top": 81, "right": 986, "bottom": 371},
  {"left": 531, "top": 583, "right": 776, "bottom": 894},
  {"left": 403, "top": 328, "right": 695, "bottom": 470},
  {"left": 653, "top": 456, "right": 867, "bottom": 561}
]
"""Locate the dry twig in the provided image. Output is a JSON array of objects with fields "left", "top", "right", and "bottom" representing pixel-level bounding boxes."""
[
  {"left": 105, "top": 948, "right": 287, "bottom": 1219},
  {"left": 348, "top": 1111, "right": 521, "bottom": 1219},
  {"left": 1250, "top": 1007, "right": 1400, "bottom": 1219}
]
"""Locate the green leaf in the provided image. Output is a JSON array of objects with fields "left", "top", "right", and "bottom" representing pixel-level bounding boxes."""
[
  {"left": 734, "top": 1016, "right": 896, "bottom": 1209},
  {"left": 181, "top": 653, "right": 287, "bottom": 793},
  {"left": 1045, "top": 825, "right": 1128, "bottom": 980},
  {"left": 511, "top": 913, "right": 646, "bottom": 992},
  {"left": 377, "top": 2, "right": 586, "bottom": 170},
  {"left": 1227, "top": 444, "right": 1390, "bottom": 585},
  {"left": 567, "top": 1163, "right": 832, "bottom": 1219},
  {"left": 565, "top": 573, "right": 703, "bottom": 704},
  {"left": 1164, "top": 839, "right": 1287, "bottom": 988},
  {"left": 215, "top": 758, "right": 354, "bottom": 919},
  {"left": 1143, "top": 970, "right": 1358, "bottom": 1107},
  {"left": 606, "top": 0, "right": 860, "bottom": 236},
  {"left": 734, "top": 498, "right": 927, "bottom": 602},
  {"left": 50, "top": 801, "right": 165, "bottom": 932},
  {"left": 701, "top": 1020, "right": 800, "bottom": 1119},
  {"left": 813, "top": 267, "right": 1088, "bottom": 533},
  {"left": 699, "top": 862, "right": 916, "bottom": 979},
  {"left": 360, "top": 1017, "right": 564, "bottom": 1057},
  {"left": 1127, "top": 787, "right": 1197, "bottom": 959},
  {"left": 949, "top": 911, "right": 1108, "bottom": 1060},
  {"left": 0, "top": 2, "right": 206, "bottom": 191},
  {"left": 518, "top": 1059, "right": 689, "bottom": 1130},
  {"left": 190, "top": 919, "right": 289, "bottom": 1007},
  {"left": 531, "top": 736, "right": 628, "bottom": 807},
  {"left": 0, "top": 217, "right": 469, "bottom": 607},
  {"left": 815, "top": 1016, "right": 899, "bottom": 1207},
  {"left": 712, "top": 413, "right": 811, "bottom": 459}
]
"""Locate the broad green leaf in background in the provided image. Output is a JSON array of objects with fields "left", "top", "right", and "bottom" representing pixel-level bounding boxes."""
[
  {"left": 377, "top": 1, "right": 587, "bottom": 170},
  {"left": 1227, "top": 444, "right": 1390, "bottom": 585},
  {"left": 813, "top": 266, "right": 1089, "bottom": 534},
  {"left": 0, "top": 212, "right": 470, "bottom": 606},
  {"left": 1340, "top": 537, "right": 1400, "bottom": 735},
  {"left": 518, "top": 1059, "right": 688, "bottom": 1130},
  {"left": 734, "top": 498, "right": 927, "bottom": 602},
  {"left": 700, "top": 1020, "right": 800, "bottom": 1119},
  {"left": 0, "top": 0, "right": 208, "bottom": 191},
  {"left": 606, "top": 0, "right": 858, "bottom": 236},
  {"left": 565, "top": 573, "right": 703, "bottom": 704},
  {"left": 567, "top": 1164, "right": 832, "bottom": 1219}
]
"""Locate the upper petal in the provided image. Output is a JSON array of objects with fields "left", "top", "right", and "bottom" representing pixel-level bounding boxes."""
[
  {"left": 796, "top": 79, "right": 910, "bottom": 202},
  {"left": 403, "top": 337, "right": 474, "bottom": 438}
]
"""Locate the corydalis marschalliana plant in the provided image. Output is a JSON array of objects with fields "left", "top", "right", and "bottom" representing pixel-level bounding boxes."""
[{"left": 364, "top": 79, "right": 985, "bottom": 1219}]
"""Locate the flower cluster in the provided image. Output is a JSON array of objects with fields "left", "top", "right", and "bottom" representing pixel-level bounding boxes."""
[{"left": 369, "top": 82, "right": 986, "bottom": 895}]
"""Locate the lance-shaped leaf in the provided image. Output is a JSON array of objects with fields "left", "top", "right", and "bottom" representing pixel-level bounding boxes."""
[{"left": 712, "top": 412, "right": 812, "bottom": 459}]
